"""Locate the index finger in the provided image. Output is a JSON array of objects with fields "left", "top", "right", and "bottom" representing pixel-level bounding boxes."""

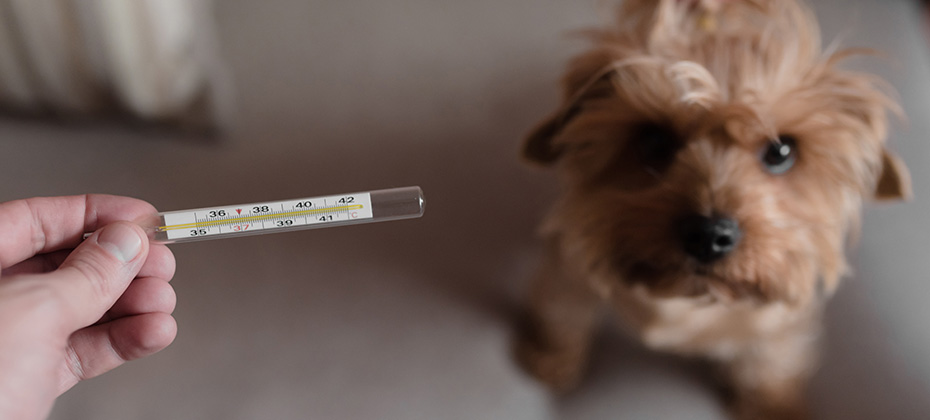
[{"left": 0, "top": 194, "right": 157, "bottom": 270}]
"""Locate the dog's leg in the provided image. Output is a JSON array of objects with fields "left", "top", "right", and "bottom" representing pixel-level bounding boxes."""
[
  {"left": 515, "top": 241, "right": 603, "bottom": 391},
  {"left": 725, "top": 320, "right": 820, "bottom": 420}
]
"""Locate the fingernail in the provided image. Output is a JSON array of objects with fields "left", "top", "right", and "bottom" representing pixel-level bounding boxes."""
[{"left": 96, "top": 223, "right": 143, "bottom": 263}]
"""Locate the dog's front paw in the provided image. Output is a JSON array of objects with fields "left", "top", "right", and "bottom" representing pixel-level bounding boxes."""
[{"left": 513, "top": 335, "right": 586, "bottom": 392}]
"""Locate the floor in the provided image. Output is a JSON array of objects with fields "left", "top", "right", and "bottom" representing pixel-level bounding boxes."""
[{"left": 0, "top": 0, "right": 925, "bottom": 419}]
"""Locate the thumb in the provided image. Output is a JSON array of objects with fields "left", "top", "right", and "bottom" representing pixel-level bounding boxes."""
[{"left": 46, "top": 222, "right": 148, "bottom": 332}]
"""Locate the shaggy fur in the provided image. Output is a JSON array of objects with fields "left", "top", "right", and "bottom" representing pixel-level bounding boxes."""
[{"left": 516, "top": 1, "right": 911, "bottom": 418}]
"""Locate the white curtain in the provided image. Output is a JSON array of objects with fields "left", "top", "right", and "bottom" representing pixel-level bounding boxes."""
[{"left": 0, "top": 0, "right": 229, "bottom": 126}]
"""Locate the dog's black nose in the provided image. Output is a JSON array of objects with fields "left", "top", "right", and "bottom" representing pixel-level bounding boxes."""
[{"left": 678, "top": 214, "right": 741, "bottom": 263}]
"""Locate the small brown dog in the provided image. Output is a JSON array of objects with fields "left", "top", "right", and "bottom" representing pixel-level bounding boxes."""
[{"left": 516, "top": 0, "right": 911, "bottom": 418}]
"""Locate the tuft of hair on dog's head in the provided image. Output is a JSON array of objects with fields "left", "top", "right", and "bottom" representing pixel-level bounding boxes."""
[
  {"left": 526, "top": 0, "right": 910, "bottom": 200},
  {"left": 526, "top": 0, "right": 911, "bottom": 304}
]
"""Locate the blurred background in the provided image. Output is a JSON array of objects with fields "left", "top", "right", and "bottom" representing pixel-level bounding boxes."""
[{"left": 0, "top": 0, "right": 926, "bottom": 419}]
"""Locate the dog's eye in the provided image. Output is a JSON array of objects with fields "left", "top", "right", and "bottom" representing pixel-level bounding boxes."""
[
  {"left": 633, "top": 123, "right": 680, "bottom": 168},
  {"left": 761, "top": 135, "right": 798, "bottom": 175}
]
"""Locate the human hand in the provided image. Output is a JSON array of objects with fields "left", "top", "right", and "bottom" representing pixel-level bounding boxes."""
[{"left": 0, "top": 195, "right": 177, "bottom": 420}]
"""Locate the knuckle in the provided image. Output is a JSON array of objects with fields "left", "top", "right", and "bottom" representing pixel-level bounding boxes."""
[
  {"left": 65, "top": 256, "right": 119, "bottom": 303},
  {"left": 146, "top": 245, "right": 177, "bottom": 280},
  {"left": 21, "top": 198, "right": 49, "bottom": 255},
  {"left": 65, "top": 342, "right": 88, "bottom": 381},
  {"left": 161, "top": 283, "right": 178, "bottom": 314},
  {"left": 163, "top": 249, "right": 177, "bottom": 280},
  {"left": 106, "top": 326, "right": 131, "bottom": 362}
]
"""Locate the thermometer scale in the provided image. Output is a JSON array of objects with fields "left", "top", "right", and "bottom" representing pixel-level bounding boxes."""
[{"left": 87, "top": 186, "right": 424, "bottom": 244}]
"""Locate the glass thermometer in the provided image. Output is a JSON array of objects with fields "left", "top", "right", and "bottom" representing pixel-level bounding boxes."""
[{"left": 86, "top": 186, "right": 424, "bottom": 244}]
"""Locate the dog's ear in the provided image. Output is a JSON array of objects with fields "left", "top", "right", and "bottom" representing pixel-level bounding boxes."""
[
  {"left": 875, "top": 148, "right": 912, "bottom": 200},
  {"left": 523, "top": 111, "right": 567, "bottom": 165},
  {"left": 522, "top": 65, "right": 617, "bottom": 166}
]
